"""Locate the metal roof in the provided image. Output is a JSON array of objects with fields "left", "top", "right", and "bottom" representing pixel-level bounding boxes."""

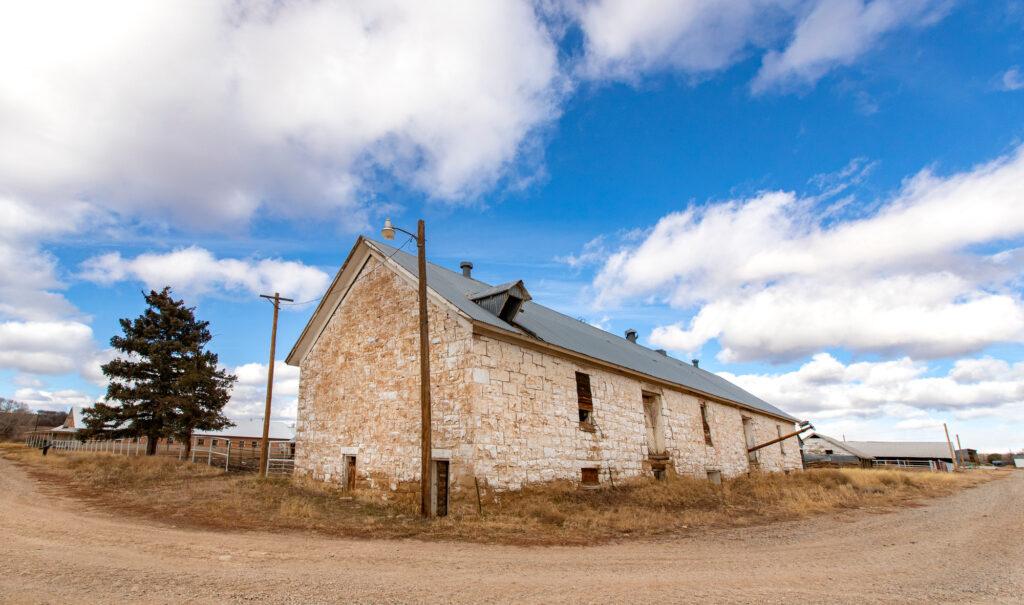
[
  {"left": 804, "top": 433, "right": 874, "bottom": 459},
  {"left": 841, "top": 440, "right": 953, "bottom": 460},
  {"left": 369, "top": 239, "right": 797, "bottom": 422},
  {"left": 194, "top": 418, "right": 295, "bottom": 441}
]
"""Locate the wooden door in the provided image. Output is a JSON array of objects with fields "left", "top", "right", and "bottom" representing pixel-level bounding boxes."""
[
  {"left": 346, "top": 456, "right": 356, "bottom": 491},
  {"left": 435, "top": 460, "right": 449, "bottom": 517}
]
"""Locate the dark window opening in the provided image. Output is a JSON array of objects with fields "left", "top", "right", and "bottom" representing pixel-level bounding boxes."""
[
  {"left": 581, "top": 467, "right": 599, "bottom": 486},
  {"left": 576, "top": 371, "right": 594, "bottom": 429},
  {"left": 825, "top": 449, "right": 834, "bottom": 455},
  {"left": 652, "top": 464, "right": 667, "bottom": 481},
  {"left": 197, "top": 438, "right": 205, "bottom": 446},
  {"left": 700, "top": 403, "right": 713, "bottom": 446},
  {"left": 251, "top": 440, "right": 258, "bottom": 448}
]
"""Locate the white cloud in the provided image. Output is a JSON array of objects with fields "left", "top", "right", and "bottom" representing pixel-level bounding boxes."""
[
  {"left": 0, "top": 196, "right": 96, "bottom": 321},
  {"left": 594, "top": 147, "right": 1024, "bottom": 361},
  {"left": 80, "top": 247, "right": 330, "bottom": 303},
  {"left": 13, "top": 387, "right": 96, "bottom": 411},
  {"left": 1002, "top": 66, "right": 1024, "bottom": 91},
  {"left": 227, "top": 361, "right": 300, "bottom": 420},
  {"left": 0, "top": 321, "right": 97, "bottom": 375},
  {"left": 753, "top": 0, "right": 951, "bottom": 92},
  {"left": 575, "top": 0, "right": 950, "bottom": 90},
  {"left": 719, "top": 353, "right": 1024, "bottom": 420},
  {"left": 0, "top": 0, "right": 562, "bottom": 227}
]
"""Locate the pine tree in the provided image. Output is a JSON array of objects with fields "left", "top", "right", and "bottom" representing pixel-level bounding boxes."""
[{"left": 82, "top": 288, "right": 236, "bottom": 455}]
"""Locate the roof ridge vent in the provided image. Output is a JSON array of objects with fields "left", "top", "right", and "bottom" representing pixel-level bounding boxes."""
[{"left": 469, "top": 280, "right": 532, "bottom": 324}]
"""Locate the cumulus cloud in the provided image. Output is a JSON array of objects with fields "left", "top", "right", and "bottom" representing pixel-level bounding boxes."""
[
  {"left": 226, "top": 361, "right": 300, "bottom": 420},
  {"left": 719, "top": 353, "right": 1024, "bottom": 420},
  {"left": 13, "top": 387, "right": 97, "bottom": 411},
  {"left": 0, "top": 321, "right": 98, "bottom": 375},
  {"left": 576, "top": 0, "right": 950, "bottom": 90},
  {"left": 80, "top": 247, "right": 330, "bottom": 303},
  {"left": 0, "top": 0, "right": 562, "bottom": 227},
  {"left": 592, "top": 147, "right": 1024, "bottom": 361}
]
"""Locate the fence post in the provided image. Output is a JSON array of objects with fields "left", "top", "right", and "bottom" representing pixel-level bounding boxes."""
[
  {"left": 191, "top": 438, "right": 196, "bottom": 463},
  {"left": 207, "top": 442, "right": 213, "bottom": 466},
  {"left": 225, "top": 441, "right": 231, "bottom": 471}
]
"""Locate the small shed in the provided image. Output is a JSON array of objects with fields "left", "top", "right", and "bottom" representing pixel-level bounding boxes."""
[{"left": 801, "top": 433, "right": 873, "bottom": 467}]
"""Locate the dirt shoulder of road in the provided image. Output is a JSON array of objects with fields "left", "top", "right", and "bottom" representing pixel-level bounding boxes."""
[
  {"left": 0, "top": 443, "right": 996, "bottom": 546},
  {"left": 1, "top": 452, "right": 1021, "bottom": 604}
]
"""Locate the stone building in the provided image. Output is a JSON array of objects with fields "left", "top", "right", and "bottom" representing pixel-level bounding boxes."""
[{"left": 286, "top": 238, "right": 802, "bottom": 503}]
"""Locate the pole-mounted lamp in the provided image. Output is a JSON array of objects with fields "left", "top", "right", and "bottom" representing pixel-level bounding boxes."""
[{"left": 381, "top": 218, "right": 434, "bottom": 518}]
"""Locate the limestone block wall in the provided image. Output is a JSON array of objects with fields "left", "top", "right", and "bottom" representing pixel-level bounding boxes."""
[
  {"left": 294, "top": 257, "right": 477, "bottom": 490},
  {"left": 468, "top": 334, "right": 802, "bottom": 489}
]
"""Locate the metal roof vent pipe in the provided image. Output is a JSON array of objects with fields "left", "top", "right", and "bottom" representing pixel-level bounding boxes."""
[
  {"left": 460, "top": 261, "right": 473, "bottom": 278},
  {"left": 692, "top": 359, "right": 699, "bottom": 368},
  {"left": 655, "top": 349, "right": 667, "bottom": 356},
  {"left": 625, "top": 329, "right": 638, "bottom": 343}
]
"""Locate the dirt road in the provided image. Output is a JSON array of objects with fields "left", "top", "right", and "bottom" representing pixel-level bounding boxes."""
[{"left": 1, "top": 459, "right": 1021, "bottom": 604}]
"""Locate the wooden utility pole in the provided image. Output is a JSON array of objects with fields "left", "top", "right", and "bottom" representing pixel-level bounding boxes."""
[
  {"left": 416, "top": 219, "right": 433, "bottom": 518},
  {"left": 258, "top": 292, "right": 293, "bottom": 478},
  {"left": 943, "top": 423, "right": 959, "bottom": 471}
]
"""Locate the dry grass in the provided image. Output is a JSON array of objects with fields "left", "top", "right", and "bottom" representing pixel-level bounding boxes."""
[{"left": 1, "top": 443, "right": 994, "bottom": 546}]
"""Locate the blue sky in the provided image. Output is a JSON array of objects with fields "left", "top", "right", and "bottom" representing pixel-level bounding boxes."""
[{"left": 2, "top": 1, "right": 1023, "bottom": 451}]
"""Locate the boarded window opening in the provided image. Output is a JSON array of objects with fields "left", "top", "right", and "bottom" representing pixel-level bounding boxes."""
[
  {"left": 581, "top": 467, "right": 599, "bottom": 486},
  {"left": 700, "top": 403, "right": 713, "bottom": 446},
  {"left": 777, "top": 425, "right": 786, "bottom": 455},
  {"left": 742, "top": 417, "right": 758, "bottom": 468},
  {"left": 643, "top": 393, "right": 665, "bottom": 456},
  {"left": 576, "top": 371, "right": 594, "bottom": 429}
]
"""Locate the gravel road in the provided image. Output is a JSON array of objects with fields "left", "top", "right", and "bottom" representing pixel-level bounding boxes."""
[{"left": 1, "top": 458, "right": 1021, "bottom": 604}]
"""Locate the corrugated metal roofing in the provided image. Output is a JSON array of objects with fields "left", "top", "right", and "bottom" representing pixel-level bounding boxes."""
[
  {"left": 195, "top": 418, "right": 295, "bottom": 441},
  {"left": 369, "top": 240, "right": 797, "bottom": 422},
  {"left": 804, "top": 433, "right": 874, "bottom": 459},
  {"left": 841, "top": 440, "right": 952, "bottom": 460}
]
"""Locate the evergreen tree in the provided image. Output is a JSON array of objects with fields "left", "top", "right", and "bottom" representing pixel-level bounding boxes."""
[{"left": 82, "top": 288, "right": 235, "bottom": 455}]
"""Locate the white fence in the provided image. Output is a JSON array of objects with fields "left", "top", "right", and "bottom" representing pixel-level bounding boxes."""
[
  {"left": 872, "top": 459, "right": 952, "bottom": 472},
  {"left": 190, "top": 438, "right": 294, "bottom": 475},
  {"left": 24, "top": 432, "right": 294, "bottom": 475}
]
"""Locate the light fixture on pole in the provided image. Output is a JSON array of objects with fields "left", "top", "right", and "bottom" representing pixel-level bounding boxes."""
[{"left": 382, "top": 218, "right": 433, "bottom": 518}]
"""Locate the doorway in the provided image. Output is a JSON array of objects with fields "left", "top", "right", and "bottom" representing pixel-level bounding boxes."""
[
  {"left": 432, "top": 460, "right": 449, "bottom": 517},
  {"left": 344, "top": 455, "right": 357, "bottom": 491},
  {"left": 642, "top": 393, "right": 665, "bottom": 456}
]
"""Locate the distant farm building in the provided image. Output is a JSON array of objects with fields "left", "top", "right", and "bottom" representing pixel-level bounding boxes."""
[
  {"left": 192, "top": 418, "right": 295, "bottom": 453},
  {"left": 803, "top": 432, "right": 956, "bottom": 471}
]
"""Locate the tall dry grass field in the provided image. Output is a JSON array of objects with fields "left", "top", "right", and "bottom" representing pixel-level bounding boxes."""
[{"left": 1, "top": 443, "right": 992, "bottom": 545}]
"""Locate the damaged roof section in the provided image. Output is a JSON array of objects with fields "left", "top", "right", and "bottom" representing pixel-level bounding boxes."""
[{"left": 367, "top": 239, "right": 796, "bottom": 422}]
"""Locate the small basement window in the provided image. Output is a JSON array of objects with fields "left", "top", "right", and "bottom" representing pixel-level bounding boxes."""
[
  {"left": 700, "top": 403, "right": 713, "bottom": 446},
  {"left": 706, "top": 470, "right": 722, "bottom": 485},
  {"left": 581, "top": 467, "right": 599, "bottom": 486},
  {"left": 576, "top": 371, "right": 594, "bottom": 429}
]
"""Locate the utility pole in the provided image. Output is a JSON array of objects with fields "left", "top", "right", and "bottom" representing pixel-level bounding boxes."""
[
  {"left": 258, "top": 292, "right": 293, "bottom": 478},
  {"left": 943, "top": 423, "right": 958, "bottom": 471},
  {"left": 381, "top": 217, "right": 434, "bottom": 518},
  {"left": 416, "top": 220, "right": 433, "bottom": 518}
]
